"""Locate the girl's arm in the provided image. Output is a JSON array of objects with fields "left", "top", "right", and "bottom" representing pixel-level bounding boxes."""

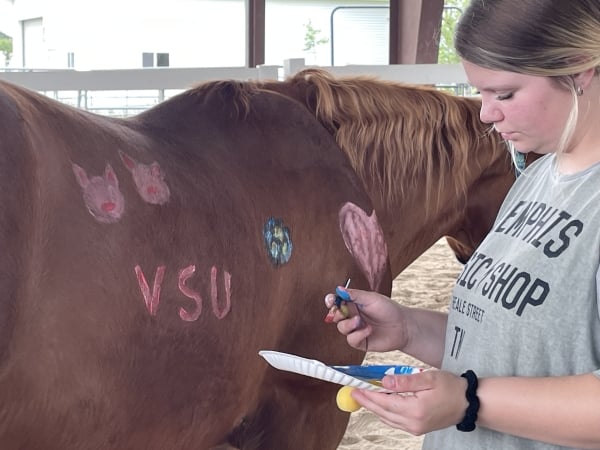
[{"left": 478, "top": 373, "right": 600, "bottom": 448}]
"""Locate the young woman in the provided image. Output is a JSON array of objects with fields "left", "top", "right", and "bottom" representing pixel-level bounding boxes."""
[{"left": 325, "top": 1, "right": 600, "bottom": 448}]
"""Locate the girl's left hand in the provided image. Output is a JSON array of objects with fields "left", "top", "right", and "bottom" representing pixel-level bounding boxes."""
[{"left": 351, "top": 370, "right": 469, "bottom": 436}]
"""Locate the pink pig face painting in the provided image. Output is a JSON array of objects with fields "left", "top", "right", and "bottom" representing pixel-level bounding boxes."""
[
  {"left": 72, "top": 163, "right": 125, "bottom": 224},
  {"left": 119, "top": 151, "right": 170, "bottom": 205}
]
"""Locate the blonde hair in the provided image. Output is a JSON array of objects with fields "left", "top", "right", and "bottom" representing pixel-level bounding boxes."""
[{"left": 455, "top": 0, "right": 600, "bottom": 155}]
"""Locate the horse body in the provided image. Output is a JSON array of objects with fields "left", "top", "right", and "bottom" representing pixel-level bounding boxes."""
[
  {"left": 0, "top": 69, "right": 530, "bottom": 449},
  {"left": 0, "top": 79, "right": 389, "bottom": 449}
]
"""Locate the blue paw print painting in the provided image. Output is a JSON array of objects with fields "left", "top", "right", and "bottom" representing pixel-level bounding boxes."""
[{"left": 263, "top": 217, "right": 293, "bottom": 266}]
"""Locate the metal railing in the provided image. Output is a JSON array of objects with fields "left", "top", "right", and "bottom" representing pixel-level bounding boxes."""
[{"left": 0, "top": 59, "right": 472, "bottom": 117}]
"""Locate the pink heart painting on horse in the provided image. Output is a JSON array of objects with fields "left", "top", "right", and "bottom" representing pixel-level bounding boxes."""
[{"left": 0, "top": 69, "right": 536, "bottom": 449}]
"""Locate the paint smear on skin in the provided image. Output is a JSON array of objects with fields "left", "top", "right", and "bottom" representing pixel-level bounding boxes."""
[
  {"left": 119, "top": 150, "right": 170, "bottom": 205},
  {"left": 178, "top": 265, "right": 203, "bottom": 321},
  {"left": 211, "top": 265, "right": 232, "bottom": 319},
  {"left": 72, "top": 163, "right": 125, "bottom": 223},
  {"left": 338, "top": 202, "right": 389, "bottom": 291},
  {"left": 135, "top": 265, "right": 166, "bottom": 316}
]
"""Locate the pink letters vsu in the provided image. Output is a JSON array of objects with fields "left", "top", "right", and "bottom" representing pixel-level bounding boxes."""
[{"left": 134, "top": 264, "right": 232, "bottom": 321}]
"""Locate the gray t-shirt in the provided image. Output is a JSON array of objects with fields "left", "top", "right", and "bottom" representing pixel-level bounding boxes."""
[{"left": 423, "top": 154, "right": 600, "bottom": 450}]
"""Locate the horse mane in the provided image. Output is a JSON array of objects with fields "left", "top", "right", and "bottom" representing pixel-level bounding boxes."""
[
  {"left": 277, "top": 68, "right": 503, "bottom": 213},
  {"left": 185, "top": 79, "right": 259, "bottom": 120},
  {"left": 143, "top": 71, "right": 506, "bottom": 214}
]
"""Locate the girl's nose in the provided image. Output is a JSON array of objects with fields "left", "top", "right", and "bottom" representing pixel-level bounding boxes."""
[{"left": 479, "top": 101, "right": 503, "bottom": 124}]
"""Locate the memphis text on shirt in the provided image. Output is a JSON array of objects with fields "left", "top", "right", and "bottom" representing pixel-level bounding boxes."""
[{"left": 455, "top": 200, "right": 584, "bottom": 317}]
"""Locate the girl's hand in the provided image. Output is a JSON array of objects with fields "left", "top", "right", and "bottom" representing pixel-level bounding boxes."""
[
  {"left": 351, "top": 370, "right": 468, "bottom": 436},
  {"left": 324, "top": 288, "right": 409, "bottom": 353}
]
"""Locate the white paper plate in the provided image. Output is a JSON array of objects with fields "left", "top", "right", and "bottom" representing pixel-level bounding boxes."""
[{"left": 258, "top": 350, "right": 392, "bottom": 393}]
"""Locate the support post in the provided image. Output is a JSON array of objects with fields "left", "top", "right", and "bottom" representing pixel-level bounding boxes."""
[
  {"left": 389, "top": 0, "right": 445, "bottom": 64},
  {"left": 246, "top": 0, "right": 265, "bottom": 67}
]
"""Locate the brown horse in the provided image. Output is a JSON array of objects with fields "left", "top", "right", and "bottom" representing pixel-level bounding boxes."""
[
  {"left": 261, "top": 69, "right": 540, "bottom": 272},
  {"left": 0, "top": 69, "right": 530, "bottom": 450},
  {"left": 1, "top": 77, "right": 384, "bottom": 450}
]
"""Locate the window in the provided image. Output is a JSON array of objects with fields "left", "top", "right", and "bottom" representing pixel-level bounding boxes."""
[
  {"left": 142, "top": 52, "right": 154, "bottom": 67},
  {"left": 156, "top": 53, "right": 169, "bottom": 67},
  {"left": 142, "top": 52, "right": 170, "bottom": 67}
]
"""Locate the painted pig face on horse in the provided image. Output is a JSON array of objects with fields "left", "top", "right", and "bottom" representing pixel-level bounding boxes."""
[{"left": 0, "top": 68, "right": 527, "bottom": 449}]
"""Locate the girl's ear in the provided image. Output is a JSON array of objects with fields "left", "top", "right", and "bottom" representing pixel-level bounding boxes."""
[{"left": 573, "top": 67, "right": 596, "bottom": 90}]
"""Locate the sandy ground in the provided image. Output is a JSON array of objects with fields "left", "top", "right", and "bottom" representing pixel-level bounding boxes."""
[{"left": 337, "top": 239, "right": 464, "bottom": 450}]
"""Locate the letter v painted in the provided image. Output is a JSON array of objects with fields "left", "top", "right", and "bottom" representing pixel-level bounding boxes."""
[{"left": 135, "top": 265, "right": 166, "bottom": 316}]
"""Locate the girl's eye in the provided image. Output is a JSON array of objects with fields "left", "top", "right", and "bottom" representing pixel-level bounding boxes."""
[{"left": 496, "top": 93, "right": 513, "bottom": 100}]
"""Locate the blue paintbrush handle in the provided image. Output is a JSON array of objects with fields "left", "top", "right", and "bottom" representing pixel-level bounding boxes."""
[{"left": 334, "top": 285, "right": 351, "bottom": 307}]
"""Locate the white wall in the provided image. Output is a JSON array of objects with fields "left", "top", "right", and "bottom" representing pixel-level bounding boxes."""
[{"left": 11, "top": 0, "right": 248, "bottom": 69}]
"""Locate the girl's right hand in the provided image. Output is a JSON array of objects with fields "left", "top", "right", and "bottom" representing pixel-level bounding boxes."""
[{"left": 324, "top": 288, "right": 409, "bottom": 353}]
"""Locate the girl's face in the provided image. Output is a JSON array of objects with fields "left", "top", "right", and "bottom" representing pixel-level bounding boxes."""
[{"left": 462, "top": 60, "right": 573, "bottom": 154}]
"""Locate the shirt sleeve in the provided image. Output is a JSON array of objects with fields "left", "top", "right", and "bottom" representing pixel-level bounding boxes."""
[{"left": 595, "top": 265, "right": 600, "bottom": 379}]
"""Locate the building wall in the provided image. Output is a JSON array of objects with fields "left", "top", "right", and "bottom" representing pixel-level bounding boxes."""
[{"left": 5, "top": 0, "right": 389, "bottom": 69}]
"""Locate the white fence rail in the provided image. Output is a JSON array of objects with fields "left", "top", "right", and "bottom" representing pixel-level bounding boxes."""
[
  {"left": 283, "top": 58, "right": 468, "bottom": 85},
  {"left": 0, "top": 59, "right": 470, "bottom": 117},
  {"left": 0, "top": 65, "right": 281, "bottom": 91}
]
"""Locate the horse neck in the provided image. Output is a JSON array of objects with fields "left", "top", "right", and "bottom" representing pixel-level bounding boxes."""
[
  {"left": 372, "top": 136, "right": 512, "bottom": 279},
  {"left": 370, "top": 187, "right": 463, "bottom": 279},
  {"left": 259, "top": 77, "right": 514, "bottom": 277}
]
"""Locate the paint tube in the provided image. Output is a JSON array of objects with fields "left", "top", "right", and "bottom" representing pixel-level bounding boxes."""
[{"left": 330, "top": 364, "right": 425, "bottom": 380}]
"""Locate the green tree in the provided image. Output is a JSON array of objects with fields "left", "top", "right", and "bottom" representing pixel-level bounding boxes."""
[
  {"left": 438, "top": 0, "right": 469, "bottom": 63},
  {"left": 0, "top": 35, "right": 13, "bottom": 67},
  {"left": 303, "top": 19, "right": 329, "bottom": 53}
]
